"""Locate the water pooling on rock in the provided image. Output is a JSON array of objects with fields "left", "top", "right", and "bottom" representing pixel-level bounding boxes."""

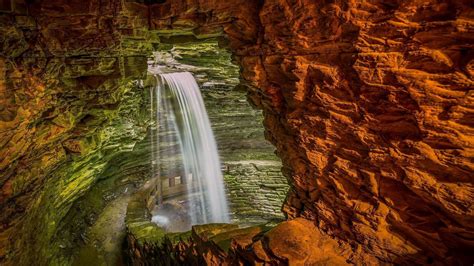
[{"left": 150, "top": 71, "right": 230, "bottom": 230}]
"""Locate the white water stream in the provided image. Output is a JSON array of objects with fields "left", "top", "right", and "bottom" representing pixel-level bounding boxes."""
[{"left": 151, "top": 72, "right": 230, "bottom": 227}]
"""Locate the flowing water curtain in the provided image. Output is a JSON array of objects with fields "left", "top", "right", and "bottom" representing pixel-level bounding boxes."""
[
  {"left": 154, "top": 75, "right": 184, "bottom": 203},
  {"left": 156, "top": 72, "right": 230, "bottom": 225},
  {"left": 149, "top": 80, "right": 161, "bottom": 204}
]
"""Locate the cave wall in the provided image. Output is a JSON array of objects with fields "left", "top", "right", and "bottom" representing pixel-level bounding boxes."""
[
  {"left": 0, "top": 1, "right": 155, "bottom": 264},
  {"left": 206, "top": 84, "right": 288, "bottom": 221},
  {"left": 50, "top": 81, "right": 153, "bottom": 265},
  {"left": 1, "top": 0, "right": 473, "bottom": 265}
]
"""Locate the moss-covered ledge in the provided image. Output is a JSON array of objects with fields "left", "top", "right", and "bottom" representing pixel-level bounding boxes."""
[
  {"left": 124, "top": 178, "right": 270, "bottom": 265},
  {"left": 123, "top": 180, "right": 357, "bottom": 265},
  {"left": 125, "top": 193, "right": 167, "bottom": 246}
]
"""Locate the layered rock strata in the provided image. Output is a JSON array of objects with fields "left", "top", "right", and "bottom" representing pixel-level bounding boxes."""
[
  {"left": 155, "top": 41, "right": 288, "bottom": 221},
  {"left": 0, "top": 1, "right": 155, "bottom": 264},
  {"left": 126, "top": 218, "right": 354, "bottom": 265}
]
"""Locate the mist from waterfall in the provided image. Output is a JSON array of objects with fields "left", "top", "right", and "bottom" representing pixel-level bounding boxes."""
[{"left": 152, "top": 71, "right": 230, "bottom": 227}]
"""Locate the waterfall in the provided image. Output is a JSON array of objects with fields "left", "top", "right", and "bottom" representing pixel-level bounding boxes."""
[{"left": 152, "top": 71, "right": 230, "bottom": 226}]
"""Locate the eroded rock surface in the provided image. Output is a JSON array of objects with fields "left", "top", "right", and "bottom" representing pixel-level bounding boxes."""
[
  {"left": 127, "top": 218, "right": 355, "bottom": 265},
  {"left": 0, "top": 1, "right": 154, "bottom": 264},
  {"left": 252, "top": 2, "right": 474, "bottom": 264},
  {"left": 151, "top": 41, "right": 288, "bottom": 222},
  {"left": 1, "top": 0, "right": 473, "bottom": 265}
]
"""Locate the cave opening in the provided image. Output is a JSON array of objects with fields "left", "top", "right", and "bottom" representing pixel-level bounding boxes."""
[
  {"left": 145, "top": 39, "right": 288, "bottom": 232},
  {"left": 52, "top": 38, "right": 288, "bottom": 265}
]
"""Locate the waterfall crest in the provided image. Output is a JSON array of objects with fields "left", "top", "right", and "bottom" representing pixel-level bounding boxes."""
[{"left": 152, "top": 72, "right": 230, "bottom": 226}]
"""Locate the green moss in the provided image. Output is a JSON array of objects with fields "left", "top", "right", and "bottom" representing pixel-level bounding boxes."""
[
  {"left": 165, "top": 231, "right": 193, "bottom": 244},
  {"left": 15, "top": 77, "right": 152, "bottom": 265},
  {"left": 209, "top": 225, "right": 265, "bottom": 252}
]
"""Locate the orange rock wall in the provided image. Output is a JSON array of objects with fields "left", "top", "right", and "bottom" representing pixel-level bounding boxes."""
[
  {"left": 243, "top": 1, "right": 474, "bottom": 263},
  {"left": 0, "top": 1, "right": 150, "bottom": 263}
]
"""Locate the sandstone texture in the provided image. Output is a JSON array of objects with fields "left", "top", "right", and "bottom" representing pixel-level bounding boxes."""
[
  {"left": 126, "top": 217, "right": 355, "bottom": 265},
  {"left": 1, "top": 0, "right": 473, "bottom": 265},
  {"left": 0, "top": 1, "right": 155, "bottom": 264}
]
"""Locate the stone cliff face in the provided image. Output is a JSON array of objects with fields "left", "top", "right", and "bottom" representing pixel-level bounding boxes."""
[
  {"left": 0, "top": 1, "right": 155, "bottom": 264},
  {"left": 1, "top": 0, "right": 473, "bottom": 265},
  {"left": 239, "top": 1, "right": 474, "bottom": 264}
]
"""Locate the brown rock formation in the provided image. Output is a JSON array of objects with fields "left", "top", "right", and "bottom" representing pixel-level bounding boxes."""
[
  {"left": 127, "top": 218, "right": 356, "bottom": 265},
  {"left": 0, "top": 1, "right": 152, "bottom": 264},
  {"left": 1, "top": 0, "right": 473, "bottom": 264},
  {"left": 247, "top": 2, "right": 474, "bottom": 264}
]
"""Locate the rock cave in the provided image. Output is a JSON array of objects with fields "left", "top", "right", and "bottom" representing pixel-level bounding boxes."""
[{"left": 0, "top": 0, "right": 473, "bottom": 265}]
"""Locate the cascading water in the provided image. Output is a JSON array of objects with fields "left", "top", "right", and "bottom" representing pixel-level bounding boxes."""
[{"left": 151, "top": 71, "right": 230, "bottom": 228}]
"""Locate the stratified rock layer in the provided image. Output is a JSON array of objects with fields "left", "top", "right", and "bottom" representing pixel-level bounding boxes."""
[
  {"left": 247, "top": 2, "right": 474, "bottom": 264},
  {"left": 1, "top": 0, "right": 473, "bottom": 265},
  {"left": 152, "top": 41, "right": 288, "bottom": 222},
  {"left": 126, "top": 217, "right": 355, "bottom": 265},
  {"left": 0, "top": 1, "right": 155, "bottom": 264}
]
